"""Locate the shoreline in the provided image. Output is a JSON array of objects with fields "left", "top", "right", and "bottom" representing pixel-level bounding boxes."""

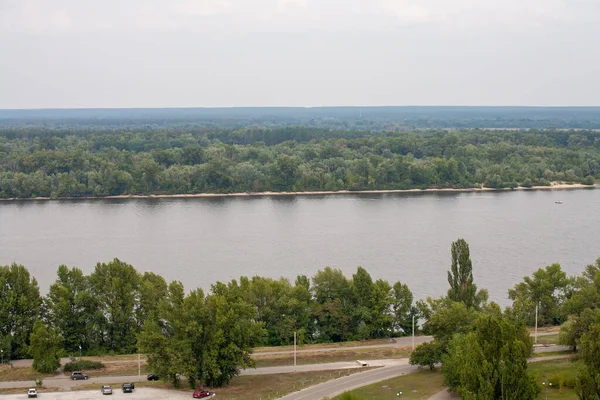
[{"left": 0, "top": 182, "right": 597, "bottom": 202}]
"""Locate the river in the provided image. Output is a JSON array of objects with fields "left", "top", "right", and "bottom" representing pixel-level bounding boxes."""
[{"left": 1, "top": 189, "right": 599, "bottom": 305}]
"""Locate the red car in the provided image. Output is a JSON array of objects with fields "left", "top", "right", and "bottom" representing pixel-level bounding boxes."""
[{"left": 192, "top": 388, "right": 214, "bottom": 398}]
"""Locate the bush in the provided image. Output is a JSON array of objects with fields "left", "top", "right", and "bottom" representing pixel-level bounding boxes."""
[
  {"left": 582, "top": 176, "right": 595, "bottom": 185},
  {"left": 63, "top": 360, "right": 104, "bottom": 372},
  {"left": 409, "top": 341, "right": 442, "bottom": 371},
  {"left": 521, "top": 179, "right": 533, "bottom": 188}
]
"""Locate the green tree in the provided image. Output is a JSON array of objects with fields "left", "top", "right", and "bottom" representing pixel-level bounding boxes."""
[
  {"left": 442, "top": 314, "right": 538, "bottom": 400},
  {"left": 0, "top": 264, "right": 41, "bottom": 359},
  {"left": 311, "top": 267, "right": 355, "bottom": 342},
  {"left": 29, "top": 321, "right": 62, "bottom": 373},
  {"left": 89, "top": 259, "right": 140, "bottom": 353},
  {"left": 447, "top": 239, "right": 487, "bottom": 309},
  {"left": 391, "top": 281, "right": 416, "bottom": 336},
  {"left": 409, "top": 341, "right": 442, "bottom": 371},
  {"left": 46, "top": 265, "right": 101, "bottom": 354},
  {"left": 575, "top": 320, "right": 600, "bottom": 399},
  {"left": 138, "top": 281, "right": 265, "bottom": 388},
  {"left": 508, "top": 263, "right": 571, "bottom": 326}
]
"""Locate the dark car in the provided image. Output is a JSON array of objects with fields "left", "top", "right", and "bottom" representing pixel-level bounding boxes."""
[
  {"left": 147, "top": 374, "right": 159, "bottom": 381},
  {"left": 71, "top": 371, "right": 88, "bottom": 380},
  {"left": 193, "top": 388, "right": 214, "bottom": 398},
  {"left": 122, "top": 383, "right": 135, "bottom": 393}
]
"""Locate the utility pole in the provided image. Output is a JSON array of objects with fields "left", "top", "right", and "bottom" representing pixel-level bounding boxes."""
[
  {"left": 535, "top": 302, "right": 539, "bottom": 344},
  {"left": 412, "top": 315, "right": 415, "bottom": 350},
  {"left": 293, "top": 331, "right": 297, "bottom": 368},
  {"left": 138, "top": 353, "right": 141, "bottom": 381}
]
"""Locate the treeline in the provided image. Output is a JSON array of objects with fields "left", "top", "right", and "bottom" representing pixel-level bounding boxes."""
[
  {"left": 1, "top": 127, "right": 600, "bottom": 198},
  {"left": 2, "top": 106, "right": 600, "bottom": 130},
  {"left": 0, "top": 260, "right": 418, "bottom": 376}
]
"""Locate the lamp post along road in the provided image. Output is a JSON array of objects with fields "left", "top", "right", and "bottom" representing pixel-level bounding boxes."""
[
  {"left": 535, "top": 302, "right": 539, "bottom": 344},
  {"left": 412, "top": 315, "right": 415, "bottom": 350},
  {"left": 293, "top": 331, "right": 297, "bottom": 368}
]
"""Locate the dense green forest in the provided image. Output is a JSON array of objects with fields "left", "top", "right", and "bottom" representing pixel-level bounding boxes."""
[
  {"left": 1, "top": 126, "right": 599, "bottom": 198},
  {"left": 3, "top": 238, "right": 600, "bottom": 393}
]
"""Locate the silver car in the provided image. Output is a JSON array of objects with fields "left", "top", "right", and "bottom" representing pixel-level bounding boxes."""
[{"left": 101, "top": 385, "right": 113, "bottom": 395}]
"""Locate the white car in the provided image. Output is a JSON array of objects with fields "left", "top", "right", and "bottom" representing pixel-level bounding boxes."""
[
  {"left": 27, "top": 388, "right": 37, "bottom": 398},
  {"left": 101, "top": 385, "right": 113, "bottom": 395}
]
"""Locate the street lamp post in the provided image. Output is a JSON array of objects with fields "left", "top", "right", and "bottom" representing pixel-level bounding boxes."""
[
  {"left": 543, "top": 381, "right": 552, "bottom": 400},
  {"left": 1, "top": 349, "right": 3, "bottom": 364},
  {"left": 535, "top": 302, "right": 539, "bottom": 344}
]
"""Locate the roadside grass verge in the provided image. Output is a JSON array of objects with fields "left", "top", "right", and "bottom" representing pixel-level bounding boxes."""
[
  {"left": 0, "top": 366, "right": 57, "bottom": 382},
  {"left": 73, "top": 368, "right": 377, "bottom": 400},
  {"left": 254, "top": 338, "right": 396, "bottom": 353},
  {"left": 534, "top": 334, "right": 559, "bottom": 345},
  {"left": 530, "top": 350, "right": 574, "bottom": 358},
  {"left": 328, "top": 369, "right": 445, "bottom": 400},
  {"left": 63, "top": 362, "right": 149, "bottom": 377},
  {"left": 253, "top": 347, "right": 411, "bottom": 368},
  {"left": 0, "top": 386, "right": 60, "bottom": 395}
]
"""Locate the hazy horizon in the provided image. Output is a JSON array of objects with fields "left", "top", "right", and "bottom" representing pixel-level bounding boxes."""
[{"left": 1, "top": 0, "right": 599, "bottom": 109}]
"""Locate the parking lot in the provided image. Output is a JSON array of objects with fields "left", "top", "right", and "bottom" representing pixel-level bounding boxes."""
[{"left": 0, "top": 388, "right": 193, "bottom": 400}]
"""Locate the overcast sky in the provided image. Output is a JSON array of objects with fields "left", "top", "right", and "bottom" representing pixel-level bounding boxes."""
[{"left": 0, "top": 0, "right": 599, "bottom": 109}]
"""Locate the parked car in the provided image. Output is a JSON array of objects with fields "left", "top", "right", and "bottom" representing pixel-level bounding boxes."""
[
  {"left": 101, "top": 385, "right": 113, "bottom": 395},
  {"left": 147, "top": 373, "right": 159, "bottom": 381},
  {"left": 71, "top": 371, "right": 88, "bottom": 380},
  {"left": 122, "top": 383, "right": 135, "bottom": 393},
  {"left": 193, "top": 388, "right": 214, "bottom": 398},
  {"left": 27, "top": 388, "right": 37, "bottom": 398}
]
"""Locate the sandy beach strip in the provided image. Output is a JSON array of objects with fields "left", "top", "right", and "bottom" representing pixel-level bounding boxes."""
[{"left": 0, "top": 182, "right": 596, "bottom": 202}]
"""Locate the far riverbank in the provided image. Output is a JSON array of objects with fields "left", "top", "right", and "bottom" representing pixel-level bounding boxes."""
[{"left": 0, "top": 182, "right": 597, "bottom": 202}]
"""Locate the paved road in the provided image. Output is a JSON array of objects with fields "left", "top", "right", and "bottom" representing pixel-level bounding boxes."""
[
  {"left": 9, "top": 331, "right": 559, "bottom": 368},
  {"left": 256, "top": 331, "right": 559, "bottom": 356},
  {"left": 278, "top": 361, "right": 418, "bottom": 400},
  {"left": 0, "top": 388, "right": 194, "bottom": 399}
]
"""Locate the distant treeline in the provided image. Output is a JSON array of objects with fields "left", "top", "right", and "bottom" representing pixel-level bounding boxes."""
[
  {"left": 2, "top": 106, "right": 600, "bottom": 129},
  {"left": 0, "top": 127, "right": 599, "bottom": 198}
]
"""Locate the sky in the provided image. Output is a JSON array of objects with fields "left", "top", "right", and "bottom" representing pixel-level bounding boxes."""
[{"left": 0, "top": 0, "right": 599, "bottom": 109}]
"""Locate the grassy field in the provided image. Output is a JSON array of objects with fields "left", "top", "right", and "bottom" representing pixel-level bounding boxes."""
[
  {"left": 253, "top": 346, "right": 411, "bottom": 367},
  {"left": 529, "top": 358, "right": 580, "bottom": 400},
  {"left": 254, "top": 338, "right": 395, "bottom": 353},
  {"left": 534, "top": 333, "right": 560, "bottom": 345},
  {"left": 63, "top": 361, "right": 150, "bottom": 377},
  {"left": 328, "top": 369, "right": 445, "bottom": 400},
  {"left": 72, "top": 368, "right": 377, "bottom": 400},
  {"left": 0, "top": 386, "right": 60, "bottom": 395},
  {"left": 0, "top": 365, "right": 57, "bottom": 382}
]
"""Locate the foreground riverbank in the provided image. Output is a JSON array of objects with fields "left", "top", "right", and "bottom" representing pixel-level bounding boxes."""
[{"left": 0, "top": 182, "right": 597, "bottom": 202}]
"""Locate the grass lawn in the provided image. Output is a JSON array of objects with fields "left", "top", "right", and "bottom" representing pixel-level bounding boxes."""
[
  {"left": 62, "top": 361, "right": 149, "bottom": 377},
  {"left": 253, "top": 346, "right": 411, "bottom": 367},
  {"left": 328, "top": 369, "right": 445, "bottom": 400},
  {"left": 530, "top": 350, "right": 574, "bottom": 358},
  {"left": 529, "top": 358, "right": 580, "bottom": 400},
  {"left": 73, "top": 368, "right": 376, "bottom": 400},
  {"left": 0, "top": 365, "right": 57, "bottom": 382},
  {"left": 254, "top": 338, "right": 395, "bottom": 353},
  {"left": 0, "top": 386, "right": 60, "bottom": 395},
  {"left": 534, "top": 334, "right": 559, "bottom": 345}
]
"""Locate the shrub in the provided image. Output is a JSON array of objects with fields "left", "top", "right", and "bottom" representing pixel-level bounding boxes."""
[
  {"left": 63, "top": 360, "right": 104, "bottom": 372},
  {"left": 582, "top": 176, "right": 595, "bottom": 185}
]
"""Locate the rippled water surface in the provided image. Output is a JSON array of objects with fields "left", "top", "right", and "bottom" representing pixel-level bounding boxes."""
[{"left": 1, "top": 189, "right": 599, "bottom": 305}]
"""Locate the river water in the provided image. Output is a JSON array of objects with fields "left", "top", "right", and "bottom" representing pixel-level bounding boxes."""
[{"left": 1, "top": 189, "right": 599, "bottom": 305}]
